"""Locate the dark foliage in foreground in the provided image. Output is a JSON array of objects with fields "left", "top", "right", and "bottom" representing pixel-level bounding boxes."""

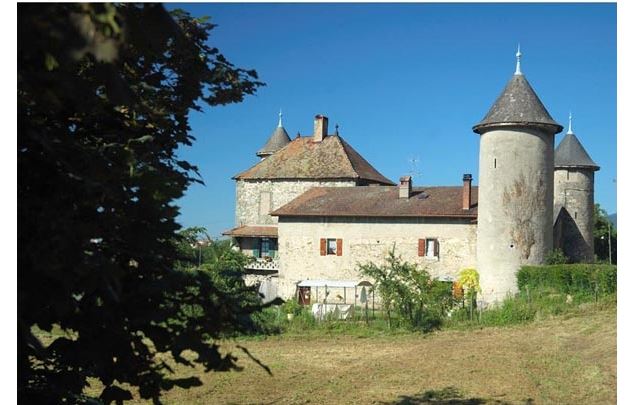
[{"left": 18, "top": 4, "right": 265, "bottom": 403}]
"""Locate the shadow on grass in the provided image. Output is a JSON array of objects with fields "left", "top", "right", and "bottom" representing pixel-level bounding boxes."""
[{"left": 382, "top": 386, "right": 534, "bottom": 405}]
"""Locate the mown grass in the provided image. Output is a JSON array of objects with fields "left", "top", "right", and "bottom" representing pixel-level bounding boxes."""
[{"left": 108, "top": 299, "right": 616, "bottom": 404}]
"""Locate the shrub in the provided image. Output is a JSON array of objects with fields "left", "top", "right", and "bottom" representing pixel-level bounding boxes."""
[
  {"left": 357, "top": 247, "right": 454, "bottom": 332},
  {"left": 546, "top": 248, "right": 569, "bottom": 265},
  {"left": 517, "top": 264, "right": 616, "bottom": 296}
]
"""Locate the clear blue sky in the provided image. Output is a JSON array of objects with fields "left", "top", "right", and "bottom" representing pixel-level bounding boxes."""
[{"left": 168, "top": 3, "right": 616, "bottom": 238}]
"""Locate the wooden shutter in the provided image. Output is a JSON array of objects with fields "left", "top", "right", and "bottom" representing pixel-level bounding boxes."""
[
  {"left": 434, "top": 239, "right": 439, "bottom": 257},
  {"left": 418, "top": 239, "right": 425, "bottom": 257},
  {"left": 320, "top": 238, "right": 326, "bottom": 256},
  {"left": 336, "top": 239, "right": 343, "bottom": 256}
]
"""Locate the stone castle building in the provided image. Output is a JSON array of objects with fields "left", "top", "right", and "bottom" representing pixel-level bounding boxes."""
[{"left": 223, "top": 50, "right": 599, "bottom": 305}]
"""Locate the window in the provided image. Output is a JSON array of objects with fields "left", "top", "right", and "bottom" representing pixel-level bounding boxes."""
[
  {"left": 426, "top": 239, "right": 436, "bottom": 258},
  {"left": 327, "top": 238, "right": 337, "bottom": 255},
  {"left": 320, "top": 238, "right": 342, "bottom": 256},
  {"left": 418, "top": 238, "right": 439, "bottom": 258},
  {"left": 260, "top": 238, "right": 270, "bottom": 258}
]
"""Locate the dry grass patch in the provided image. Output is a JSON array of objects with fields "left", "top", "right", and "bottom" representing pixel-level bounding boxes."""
[{"left": 109, "top": 305, "right": 616, "bottom": 404}]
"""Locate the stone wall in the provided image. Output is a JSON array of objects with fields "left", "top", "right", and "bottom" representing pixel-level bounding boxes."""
[
  {"left": 235, "top": 179, "right": 357, "bottom": 226},
  {"left": 477, "top": 127, "right": 554, "bottom": 304},
  {"left": 554, "top": 168, "right": 595, "bottom": 262},
  {"left": 276, "top": 216, "right": 477, "bottom": 299}
]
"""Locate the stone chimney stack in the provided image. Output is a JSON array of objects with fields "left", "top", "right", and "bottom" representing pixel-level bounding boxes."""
[
  {"left": 462, "top": 174, "right": 472, "bottom": 210},
  {"left": 313, "top": 115, "right": 328, "bottom": 142},
  {"left": 399, "top": 175, "right": 412, "bottom": 199}
]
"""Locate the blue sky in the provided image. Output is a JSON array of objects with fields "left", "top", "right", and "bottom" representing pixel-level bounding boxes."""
[{"left": 169, "top": 3, "right": 617, "bottom": 238}]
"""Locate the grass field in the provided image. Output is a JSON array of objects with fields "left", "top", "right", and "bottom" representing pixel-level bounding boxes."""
[{"left": 110, "top": 302, "right": 616, "bottom": 404}]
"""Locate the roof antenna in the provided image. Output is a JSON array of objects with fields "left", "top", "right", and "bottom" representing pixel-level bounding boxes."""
[
  {"left": 278, "top": 109, "right": 283, "bottom": 128},
  {"left": 335, "top": 124, "right": 339, "bottom": 135},
  {"left": 567, "top": 111, "right": 573, "bottom": 135},
  {"left": 515, "top": 43, "right": 522, "bottom": 76},
  {"left": 407, "top": 156, "right": 422, "bottom": 181}
]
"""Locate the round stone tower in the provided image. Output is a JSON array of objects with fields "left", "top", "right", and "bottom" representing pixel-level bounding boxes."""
[
  {"left": 553, "top": 114, "right": 599, "bottom": 262},
  {"left": 473, "top": 48, "right": 563, "bottom": 304}
]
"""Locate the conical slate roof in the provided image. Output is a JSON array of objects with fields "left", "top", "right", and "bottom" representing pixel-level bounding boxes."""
[
  {"left": 257, "top": 126, "right": 291, "bottom": 157},
  {"left": 555, "top": 133, "right": 599, "bottom": 171},
  {"left": 473, "top": 74, "right": 563, "bottom": 134}
]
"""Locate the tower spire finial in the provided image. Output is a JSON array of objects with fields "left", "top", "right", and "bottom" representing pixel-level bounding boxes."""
[
  {"left": 515, "top": 43, "right": 522, "bottom": 75},
  {"left": 278, "top": 109, "right": 283, "bottom": 128},
  {"left": 567, "top": 111, "right": 573, "bottom": 135}
]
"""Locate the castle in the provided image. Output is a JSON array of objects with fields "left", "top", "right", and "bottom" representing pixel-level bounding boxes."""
[{"left": 223, "top": 49, "right": 599, "bottom": 305}]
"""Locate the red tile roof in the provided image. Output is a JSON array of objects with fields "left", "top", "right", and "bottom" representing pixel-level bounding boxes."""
[
  {"left": 271, "top": 186, "right": 478, "bottom": 218},
  {"left": 222, "top": 226, "right": 278, "bottom": 238},
  {"left": 234, "top": 135, "right": 394, "bottom": 185}
]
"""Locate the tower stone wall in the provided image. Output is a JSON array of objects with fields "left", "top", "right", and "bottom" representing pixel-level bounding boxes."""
[
  {"left": 476, "top": 127, "right": 554, "bottom": 303},
  {"left": 554, "top": 168, "right": 595, "bottom": 262}
]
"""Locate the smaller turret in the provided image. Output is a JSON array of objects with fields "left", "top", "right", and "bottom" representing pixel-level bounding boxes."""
[
  {"left": 553, "top": 113, "right": 599, "bottom": 262},
  {"left": 257, "top": 110, "right": 291, "bottom": 159}
]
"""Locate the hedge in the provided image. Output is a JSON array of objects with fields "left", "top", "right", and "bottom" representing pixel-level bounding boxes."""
[{"left": 517, "top": 264, "right": 617, "bottom": 296}]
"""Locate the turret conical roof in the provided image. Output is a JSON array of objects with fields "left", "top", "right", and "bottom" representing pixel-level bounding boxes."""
[
  {"left": 555, "top": 133, "right": 599, "bottom": 171},
  {"left": 257, "top": 126, "right": 291, "bottom": 157},
  {"left": 473, "top": 74, "right": 563, "bottom": 134}
]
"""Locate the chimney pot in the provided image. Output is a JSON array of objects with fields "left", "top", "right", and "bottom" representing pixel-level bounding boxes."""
[
  {"left": 462, "top": 173, "right": 472, "bottom": 210},
  {"left": 313, "top": 115, "right": 328, "bottom": 142},
  {"left": 399, "top": 175, "right": 412, "bottom": 199}
]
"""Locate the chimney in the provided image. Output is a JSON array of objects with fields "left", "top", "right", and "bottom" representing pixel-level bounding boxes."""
[
  {"left": 462, "top": 174, "right": 472, "bottom": 210},
  {"left": 399, "top": 175, "right": 412, "bottom": 199},
  {"left": 313, "top": 115, "right": 328, "bottom": 142}
]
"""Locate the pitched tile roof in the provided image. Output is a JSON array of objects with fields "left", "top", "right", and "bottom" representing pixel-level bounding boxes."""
[
  {"left": 271, "top": 186, "right": 478, "bottom": 218},
  {"left": 222, "top": 226, "right": 278, "bottom": 238},
  {"left": 234, "top": 135, "right": 395, "bottom": 185},
  {"left": 554, "top": 133, "right": 599, "bottom": 171},
  {"left": 473, "top": 74, "right": 563, "bottom": 134}
]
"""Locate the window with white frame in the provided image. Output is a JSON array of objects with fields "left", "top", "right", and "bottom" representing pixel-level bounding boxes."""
[{"left": 426, "top": 239, "right": 436, "bottom": 258}]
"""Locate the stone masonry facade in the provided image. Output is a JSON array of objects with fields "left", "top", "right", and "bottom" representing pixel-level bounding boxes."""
[
  {"left": 276, "top": 216, "right": 477, "bottom": 299},
  {"left": 235, "top": 179, "right": 356, "bottom": 226}
]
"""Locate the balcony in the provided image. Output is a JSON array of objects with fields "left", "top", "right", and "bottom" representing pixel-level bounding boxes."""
[{"left": 245, "top": 257, "right": 280, "bottom": 271}]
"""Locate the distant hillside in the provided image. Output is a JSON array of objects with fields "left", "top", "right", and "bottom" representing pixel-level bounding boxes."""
[{"left": 608, "top": 213, "right": 617, "bottom": 228}]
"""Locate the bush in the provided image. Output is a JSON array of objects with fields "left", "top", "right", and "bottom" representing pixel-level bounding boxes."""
[
  {"left": 546, "top": 248, "right": 569, "bottom": 265},
  {"left": 517, "top": 264, "right": 616, "bottom": 296},
  {"left": 357, "top": 248, "right": 454, "bottom": 332}
]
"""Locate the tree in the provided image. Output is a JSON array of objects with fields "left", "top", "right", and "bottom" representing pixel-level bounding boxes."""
[
  {"left": 358, "top": 247, "right": 453, "bottom": 331},
  {"left": 593, "top": 204, "right": 617, "bottom": 264},
  {"left": 19, "top": 4, "right": 265, "bottom": 403},
  {"left": 173, "top": 227, "right": 253, "bottom": 272}
]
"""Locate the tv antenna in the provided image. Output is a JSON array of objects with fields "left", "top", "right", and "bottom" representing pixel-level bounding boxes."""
[{"left": 407, "top": 156, "right": 422, "bottom": 180}]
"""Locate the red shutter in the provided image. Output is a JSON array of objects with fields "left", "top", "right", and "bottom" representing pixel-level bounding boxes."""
[
  {"left": 320, "top": 238, "right": 326, "bottom": 256},
  {"left": 336, "top": 239, "right": 343, "bottom": 256},
  {"left": 418, "top": 239, "right": 425, "bottom": 257},
  {"left": 434, "top": 239, "right": 439, "bottom": 257}
]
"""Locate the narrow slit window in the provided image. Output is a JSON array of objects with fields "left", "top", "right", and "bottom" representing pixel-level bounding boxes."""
[{"left": 494, "top": 158, "right": 497, "bottom": 169}]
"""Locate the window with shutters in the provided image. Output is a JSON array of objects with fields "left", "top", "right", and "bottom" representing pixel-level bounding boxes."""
[
  {"left": 418, "top": 238, "right": 439, "bottom": 259},
  {"left": 320, "top": 238, "right": 343, "bottom": 256}
]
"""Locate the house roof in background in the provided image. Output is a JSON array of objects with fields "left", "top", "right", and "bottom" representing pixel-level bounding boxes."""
[
  {"left": 234, "top": 135, "right": 395, "bottom": 185},
  {"left": 271, "top": 186, "right": 478, "bottom": 218},
  {"left": 222, "top": 225, "right": 278, "bottom": 238}
]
